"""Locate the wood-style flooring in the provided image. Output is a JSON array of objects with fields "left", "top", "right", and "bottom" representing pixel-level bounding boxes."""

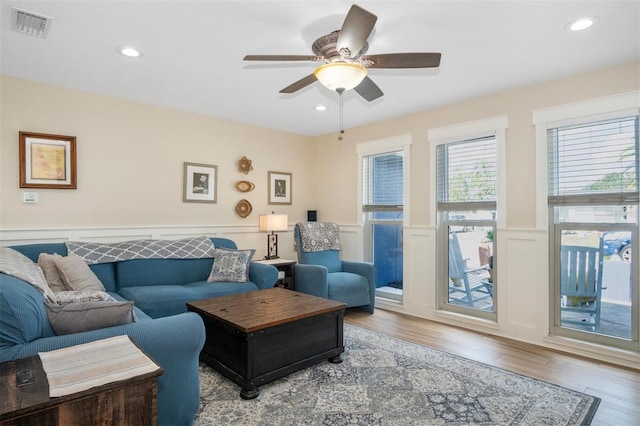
[{"left": 344, "top": 308, "right": 640, "bottom": 426}]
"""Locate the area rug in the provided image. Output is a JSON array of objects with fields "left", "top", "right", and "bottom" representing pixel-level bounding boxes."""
[{"left": 195, "top": 324, "right": 600, "bottom": 425}]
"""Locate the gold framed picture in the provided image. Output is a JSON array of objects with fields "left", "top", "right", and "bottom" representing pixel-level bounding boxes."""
[{"left": 19, "top": 132, "right": 77, "bottom": 189}]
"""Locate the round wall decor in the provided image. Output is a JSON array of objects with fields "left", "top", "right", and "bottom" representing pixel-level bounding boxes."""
[{"left": 235, "top": 199, "right": 252, "bottom": 218}]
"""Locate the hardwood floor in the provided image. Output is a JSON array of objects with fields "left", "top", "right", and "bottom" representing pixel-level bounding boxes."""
[{"left": 344, "top": 308, "right": 640, "bottom": 426}]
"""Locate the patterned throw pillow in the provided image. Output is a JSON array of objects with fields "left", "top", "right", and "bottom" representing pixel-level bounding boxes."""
[
  {"left": 55, "top": 290, "right": 117, "bottom": 305},
  {"left": 207, "top": 248, "right": 255, "bottom": 283}
]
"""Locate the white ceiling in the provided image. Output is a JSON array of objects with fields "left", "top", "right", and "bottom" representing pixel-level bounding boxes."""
[{"left": 2, "top": 1, "right": 638, "bottom": 136}]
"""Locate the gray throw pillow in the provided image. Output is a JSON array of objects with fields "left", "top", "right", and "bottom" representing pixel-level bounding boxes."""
[
  {"left": 38, "top": 253, "right": 68, "bottom": 292},
  {"left": 54, "top": 254, "right": 105, "bottom": 292},
  {"left": 44, "top": 301, "right": 136, "bottom": 335},
  {"left": 207, "top": 247, "right": 255, "bottom": 283}
]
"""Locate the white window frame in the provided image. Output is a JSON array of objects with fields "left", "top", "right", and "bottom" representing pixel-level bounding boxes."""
[
  {"left": 357, "top": 134, "right": 412, "bottom": 302},
  {"left": 533, "top": 91, "right": 640, "bottom": 350},
  {"left": 429, "top": 115, "right": 508, "bottom": 320}
]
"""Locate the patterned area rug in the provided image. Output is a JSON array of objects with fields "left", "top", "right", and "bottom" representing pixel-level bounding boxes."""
[{"left": 196, "top": 324, "right": 600, "bottom": 425}]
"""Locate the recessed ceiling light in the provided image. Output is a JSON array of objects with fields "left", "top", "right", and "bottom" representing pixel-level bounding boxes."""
[
  {"left": 314, "top": 105, "right": 327, "bottom": 111},
  {"left": 120, "top": 47, "right": 141, "bottom": 57},
  {"left": 567, "top": 17, "right": 596, "bottom": 31}
]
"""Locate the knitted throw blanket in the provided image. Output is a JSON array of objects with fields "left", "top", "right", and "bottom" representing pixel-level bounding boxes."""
[
  {"left": 66, "top": 236, "right": 215, "bottom": 265},
  {"left": 295, "top": 222, "right": 341, "bottom": 252}
]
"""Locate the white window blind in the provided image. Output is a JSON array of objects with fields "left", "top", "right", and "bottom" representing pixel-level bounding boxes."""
[
  {"left": 437, "top": 137, "right": 497, "bottom": 209},
  {"left": 548, "top": 116, "right": 639, "bottom": 204},
  {"left": 363, "top": 151, "right": 403, "bottom": 211}
]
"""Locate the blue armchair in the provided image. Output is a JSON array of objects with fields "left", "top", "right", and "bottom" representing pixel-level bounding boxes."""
[{"left": 294, "top": 222, "right": 375, "bottom": 313}]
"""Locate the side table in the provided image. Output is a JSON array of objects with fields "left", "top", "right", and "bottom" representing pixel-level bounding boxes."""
[{"left": 254, "top": 259, "right": 296, "bottom": 290}]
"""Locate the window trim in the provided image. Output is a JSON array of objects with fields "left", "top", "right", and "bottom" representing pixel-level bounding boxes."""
[
  {"left": 429, "top": 116, "right": 508, "bottom": 321},
  {"left": 533, "top": 91, "right": 640, "bottom": 350}
]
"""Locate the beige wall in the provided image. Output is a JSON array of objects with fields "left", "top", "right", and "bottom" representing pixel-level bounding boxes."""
[
  {"left": 310, "top": 61, "right": 640, "bottom": 228},
  {"left": 2, "top": 62, "right": 638, "bottom": 366},
  {"left": 0, "top": 76, "right": 313, "bottom": 231}
]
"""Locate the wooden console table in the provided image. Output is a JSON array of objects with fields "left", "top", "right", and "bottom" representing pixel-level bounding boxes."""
[{"left": 1, "top": 354, "right": 162, "bottom": 425}]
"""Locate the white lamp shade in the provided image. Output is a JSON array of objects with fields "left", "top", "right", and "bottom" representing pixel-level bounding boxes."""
[
  {"left": 259, "top": 214, "right": 288, "bottom": 232},
  {"left": 313, "top": 62, "right": 368, "bottom": 91}
]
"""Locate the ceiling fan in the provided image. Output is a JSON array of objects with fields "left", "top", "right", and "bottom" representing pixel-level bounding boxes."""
[{"left": 243, "top": 4, "right": 441, "bottom": 102}]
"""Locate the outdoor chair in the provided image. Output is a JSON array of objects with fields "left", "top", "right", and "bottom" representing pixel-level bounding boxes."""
[
  {"left": 448, "top": 232, "right": 492, "bottom": 307},
  {"left": 294, "top": 222, "right": 375, "bottom": 313},
  {"left": 560, "top": 243, "right": 604, "bottom": 331}
]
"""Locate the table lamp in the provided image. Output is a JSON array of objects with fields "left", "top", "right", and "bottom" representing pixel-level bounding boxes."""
[{"left": 259, "top": 212, "right": 288, "bottom": 259}]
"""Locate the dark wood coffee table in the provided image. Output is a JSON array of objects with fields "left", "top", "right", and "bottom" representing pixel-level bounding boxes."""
[{"left": 187, "top": 288, "right": 345, "bottom": 399}]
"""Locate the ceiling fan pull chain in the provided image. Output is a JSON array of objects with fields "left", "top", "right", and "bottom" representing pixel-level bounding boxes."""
[{"left": 337, "top": 88, "right": 345, "bottom": 141}]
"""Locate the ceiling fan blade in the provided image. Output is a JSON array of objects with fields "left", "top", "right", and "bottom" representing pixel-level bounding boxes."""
[
  {"left": 336, "top": 5, "right": 377, "bottom": 58},
  {"left": 354, "top": 76, "right": 383, "bottom": 101},
  {"left": 244, "top": 55, "right": 321, "bottom": 62},
  {"left": 363, "top": 53, "right": 442, "bottom": 69},
  {"left": 279, "top": 73, "right": 317, "bottom": 93}
]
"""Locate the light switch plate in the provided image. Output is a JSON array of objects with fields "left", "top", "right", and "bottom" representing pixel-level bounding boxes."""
[{"left": 22, "top": 192, "right": 38, "bottom": 203}]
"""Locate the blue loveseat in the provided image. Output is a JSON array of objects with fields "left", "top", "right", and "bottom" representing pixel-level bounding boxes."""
[{"left": 0, "top": 237, "right": 278, "bottom": 426}]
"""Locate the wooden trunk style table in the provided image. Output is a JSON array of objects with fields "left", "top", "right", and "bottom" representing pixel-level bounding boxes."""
[
  {"left": 187, "top": 288, "right": 345, "bottom": 399},
  {"left": 0, "top": 356, "right": 162, "bottom": 426}
]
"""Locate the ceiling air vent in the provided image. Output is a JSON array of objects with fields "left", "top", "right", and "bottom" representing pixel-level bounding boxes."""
[{"left": 11, "top": 7, "right": 52, "bottom": 39}]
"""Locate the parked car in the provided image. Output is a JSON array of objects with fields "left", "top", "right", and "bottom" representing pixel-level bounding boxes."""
[{"left": 603, "top": 232, "right": 632, "bottom": 261}]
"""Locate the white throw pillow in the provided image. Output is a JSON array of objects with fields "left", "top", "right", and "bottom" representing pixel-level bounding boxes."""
[{"left": 54, "top": 254, "right": 105, "bottom": 292}]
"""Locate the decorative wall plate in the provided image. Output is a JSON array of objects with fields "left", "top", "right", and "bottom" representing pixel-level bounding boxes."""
[
  {"left": 235, "top": 180, "right": 255, "bottom": 192},
  {"left": 235, "top": 199, "right": 252, "bottom": 218},
  {"left": 237, "top": 156, "right": 253, "bottom": 175}
]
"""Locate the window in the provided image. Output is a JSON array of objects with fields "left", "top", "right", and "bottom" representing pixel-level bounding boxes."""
[
  {"left": 437, "top": 138, "right": 497, "bottom": 317},
  {"left": 547, "top": 114, "right": 638, "bottom": 348},
  {"left": 430, "top": 115, "right": 507, "bottom": 321},
  {"left": 358, "top": 135, "right": 411, "bottom": 303}
]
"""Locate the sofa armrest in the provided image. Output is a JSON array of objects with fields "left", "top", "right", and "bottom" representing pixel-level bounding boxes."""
[
  {"left": 249, "top": 262, "right": 279, "bottom": 289},
  {"left": 2, "top": 313, "right": 205, "bottom": 426},
  {"left": 294, "top": 264, "right": 329, "bottom": 298},
  {"left": 342, "top": 260, "right": 376, "bottom": 313}
]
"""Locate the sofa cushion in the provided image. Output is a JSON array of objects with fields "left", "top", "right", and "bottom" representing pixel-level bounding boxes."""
[
  {"left": 118, "top": 285, "right": 199, "bottom": 318},
  {"left": 184, "top": 280, "right": 259, "bottom": 298},
  {"left": 45, "top": 301, "right": 137, "bottom": 335},
  {"left": 0, "top": 274, "right": 56, "bottom": 345},
  {"left": 54, "top": 255, "right": 105, "bottom": 292},
  {"left": 299, "top": 250, "right": 343, "bottom": 273},
  {"left": 207, "top": 248, "right": 255, "bottom": 283},
  {"left": 38, "top": 253, "right": 67, "bottom": 292},
  {"left": 116, "top": 258, "right": 213, "bottom": 288},
  {"left": 327, "top": 272, "right": 371, "bottom": 307}
]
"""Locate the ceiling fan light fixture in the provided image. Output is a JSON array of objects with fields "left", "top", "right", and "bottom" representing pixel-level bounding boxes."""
[{"left": 314, "top": 62, "right": 367, "bottom": 92}]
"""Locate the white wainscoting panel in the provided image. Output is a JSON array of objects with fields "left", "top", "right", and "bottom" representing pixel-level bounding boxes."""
[
  {"left": 499, "top": 229, "right": 549, "bottom": 341},
  {"left": 403, "top": 226, "right": 436, "bottom": 312}
]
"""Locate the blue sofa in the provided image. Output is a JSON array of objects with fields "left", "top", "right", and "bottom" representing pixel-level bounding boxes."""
[{"left": 0, "top": 237, "right": 278, "bottom": 426}]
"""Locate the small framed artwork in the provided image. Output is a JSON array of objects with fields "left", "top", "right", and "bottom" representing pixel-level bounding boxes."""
[
  {"left": 268, "top": 171, "right": 292, "bottom": 205},
  {"left": 19, "top": 131, "right": 77, "bottom": 189},
  {"left": 183, "top": 162, "right": 217, "bottom": 203}
]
